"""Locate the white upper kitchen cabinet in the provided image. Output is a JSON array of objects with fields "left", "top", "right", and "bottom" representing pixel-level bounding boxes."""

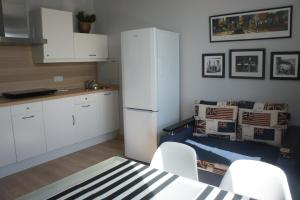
[
  {"left": 98, "top": 91, "right": 119, "bottom": 134},
  {"left": 43, "top": 97, "right": 77, "bottom": 152},
  {"left": 74, "top": 33, "right": 108, "bottom": 61},
  {"left": 31, "top": 8, "right": 74, "bottom": 63},
  {"left": 0, "top": 107, "right": 16, "bottom": 167},
  {"left": 11, "top": 103, "right": 47, "bottom": 161}
]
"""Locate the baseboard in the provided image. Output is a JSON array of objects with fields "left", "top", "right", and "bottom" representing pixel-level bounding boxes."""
[{"left": 0, "top": 131, "right": 118, "bottom": 178}]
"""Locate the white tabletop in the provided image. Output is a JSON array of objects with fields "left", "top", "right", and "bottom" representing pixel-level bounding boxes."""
[{"left": 18, "top": 156, "right": 250, "bottom": 200}]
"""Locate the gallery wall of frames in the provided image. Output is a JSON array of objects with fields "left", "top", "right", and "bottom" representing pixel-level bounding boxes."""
[{"left": 203, "top": 5, "right": 299, "bottom": 81}]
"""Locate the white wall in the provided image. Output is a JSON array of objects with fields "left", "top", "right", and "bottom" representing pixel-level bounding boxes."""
[{"left": 94, "top": 0, "right": 300, "bottom": 125}]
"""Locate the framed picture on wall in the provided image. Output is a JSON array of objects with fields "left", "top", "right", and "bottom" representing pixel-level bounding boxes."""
[
  {"left": 202, "top": 53, "right": 225, "bottom": 78},
  {"left": 270, "top": 51, "right": 300, "bottom": 80},
  {"left": 229, "top": 49, "right": 265, "bottom": 79},
  {"left": 209, "top": 6, "right": 293, "bottom": 42}
]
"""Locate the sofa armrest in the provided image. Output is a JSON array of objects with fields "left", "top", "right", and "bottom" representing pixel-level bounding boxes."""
[
  {"left": 163, "top": 117, "right": 195, "bottom": 134},
  {"left": 160, "top": 117, "right": 195, "bottom": 145}
]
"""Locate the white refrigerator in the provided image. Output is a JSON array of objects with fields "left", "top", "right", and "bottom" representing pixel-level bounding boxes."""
[{"left": 121, "top": 27, "right": 180, "bottom": 163}]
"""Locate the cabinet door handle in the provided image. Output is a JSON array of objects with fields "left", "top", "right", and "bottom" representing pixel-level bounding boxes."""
[
  {"left": 104, "top": 92, "right": 112, "bottom": 96},
  {"left": 22, "top": 115, "right": 35, "bottom": 120},
  {"left": 72, "top": 115, "right": 75, "bottom": 126},
  {"left": 81, "top": 105, "right": 91, "bottom": 108},
  {"left": 88, "top": 54, "right": 96, "bottom": 57}
]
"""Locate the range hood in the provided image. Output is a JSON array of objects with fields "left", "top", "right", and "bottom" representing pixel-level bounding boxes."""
[{"left": 0, "top": 0, "right": 46, "bottom": 45}]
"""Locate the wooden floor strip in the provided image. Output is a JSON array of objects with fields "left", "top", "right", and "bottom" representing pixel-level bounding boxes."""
[{"left": 0, "top": 137, "right": 124, "bottom": 200}]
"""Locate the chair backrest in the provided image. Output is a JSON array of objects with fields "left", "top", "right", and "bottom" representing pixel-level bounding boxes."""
[
  {"left": 150, "top": 142, "right": 198, "bottom": 181},
  {"left": 219, "top": 160, "right": 292, "bottom": 200}
]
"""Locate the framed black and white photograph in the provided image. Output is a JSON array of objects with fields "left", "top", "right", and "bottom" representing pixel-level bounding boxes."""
[
  {"left": 202, "top": 53, "right": 225, "bottom": 78},
  {"left": 229, "top": 49, "right": 265, "bottom": 79},
  {"left": 270, "top": 51, "right": 300, "bottom": 80},
  {"left": 209, "top": 6, "right": 293, "bottom": 42}
]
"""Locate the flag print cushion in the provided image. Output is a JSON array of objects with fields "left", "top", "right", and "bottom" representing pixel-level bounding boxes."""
[
  {"left": 239, "top": 102, "right": 288, "bottom": 127},
  {"left": 237, "top": 126, "right": 286, "bottom": 147},
  {"left": 194, "top": 101, "right": 238, "bottom": 141},
  {"left": 237, "top": 102, "right": 288, "bottom": 147}
]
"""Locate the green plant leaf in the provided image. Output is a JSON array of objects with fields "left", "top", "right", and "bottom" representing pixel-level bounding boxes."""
[{"left": 76, "top": 11, "right": 96, "bottom": 23}]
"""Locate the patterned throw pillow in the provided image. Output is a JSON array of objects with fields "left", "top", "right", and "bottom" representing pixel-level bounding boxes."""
[
  {"left": 194, "top": 101, "right": 238, "bottom": 141},
  {"left": 237, "top": 102, "right": 288, "bottom": 147}
]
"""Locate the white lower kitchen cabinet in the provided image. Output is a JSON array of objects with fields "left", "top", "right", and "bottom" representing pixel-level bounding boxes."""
[
  {"left": 43, "top": 97, "right": 76, "bottom": 152},
  {"left": 0, "top": 107, "right": 16, "bottom": 167},
  {"left": 43, "top": 92, "right": 119, "bottom": 151},
  {"left": 0, "top": 90, "right": 120, "bottom": 170},
  {"left": 98, "top": 91, "right": 119, "bottom": 134},
  {"left": 12, "top": 103, "right": 47, "bottom": 161},
  {"left": 74, "top": 101, "right": 100, "bottom": 142}
]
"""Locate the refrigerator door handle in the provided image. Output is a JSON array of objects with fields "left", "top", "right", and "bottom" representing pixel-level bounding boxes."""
[{"left": 125, "top": 107, "right": 158, "bottom": 112}]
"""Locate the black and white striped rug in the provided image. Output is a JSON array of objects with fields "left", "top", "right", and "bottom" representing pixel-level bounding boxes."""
[{"left": 18, "top": 157, "right": 252, "bottom": 200}]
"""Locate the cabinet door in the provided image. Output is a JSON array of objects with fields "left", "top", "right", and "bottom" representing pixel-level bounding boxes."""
[
  {"left": 12, "top": 112, "right": 46, "bottom": 161},
  {"left": 75, "top": 100, "right": 100, "bottom": 141},
  {"left": 41, "top": 8, "right": 74, "bottom": 59},
  {"left": 99, "top": 91, "right": 119, "bottom": 134},
  {"left": 43, "top": 97, "right": 76, "bottom": 152},
  {"left": 74, "top": 33, "right": 108, "bottom": 60},
  {"left": 0, "top": 107, "right": 16, "bottom": 167}
]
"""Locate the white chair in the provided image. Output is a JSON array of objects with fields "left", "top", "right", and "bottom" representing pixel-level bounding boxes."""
[
  {"left": 150, "top": 142, "right": 198, "bottom": 181},
  {"left": 219, "top": 160, "right": 292, "bottom": 200}
]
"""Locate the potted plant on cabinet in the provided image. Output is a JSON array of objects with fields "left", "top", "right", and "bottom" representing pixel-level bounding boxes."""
[{"left": 76, "top": 11, "right": 96, "bottom": 33}]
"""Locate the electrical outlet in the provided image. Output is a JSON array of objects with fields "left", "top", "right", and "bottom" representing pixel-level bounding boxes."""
[{"left": 54, "top": 75, "right": 64, "bottom": 82}]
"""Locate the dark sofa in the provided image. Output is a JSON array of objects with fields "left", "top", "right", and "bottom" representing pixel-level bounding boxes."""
[
  {"left": 160, "top": 118, "right": 300, "bottom": 199},
  {"left": 161, "top": 117, "right": 299, "bottom": 167}
]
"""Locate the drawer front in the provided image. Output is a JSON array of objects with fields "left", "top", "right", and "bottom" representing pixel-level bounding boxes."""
[
  {"left": 74, "top": 94, "right": 97, "bottom": 105},
  {"left": 11, "top": 102, "right": 43, "bottom": 116}
]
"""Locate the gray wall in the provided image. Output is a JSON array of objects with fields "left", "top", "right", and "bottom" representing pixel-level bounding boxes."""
[{"left": 94, "top": 0, "right": 300, "bottom": 125}]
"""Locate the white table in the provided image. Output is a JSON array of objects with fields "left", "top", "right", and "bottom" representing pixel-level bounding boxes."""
[{"left": 18, "top": 156, "right": 251, "bottom": 200}]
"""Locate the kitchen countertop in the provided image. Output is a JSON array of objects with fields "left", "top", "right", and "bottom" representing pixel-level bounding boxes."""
[{"left": 0, "top": 86, "right": 119, "bottom": 107}]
